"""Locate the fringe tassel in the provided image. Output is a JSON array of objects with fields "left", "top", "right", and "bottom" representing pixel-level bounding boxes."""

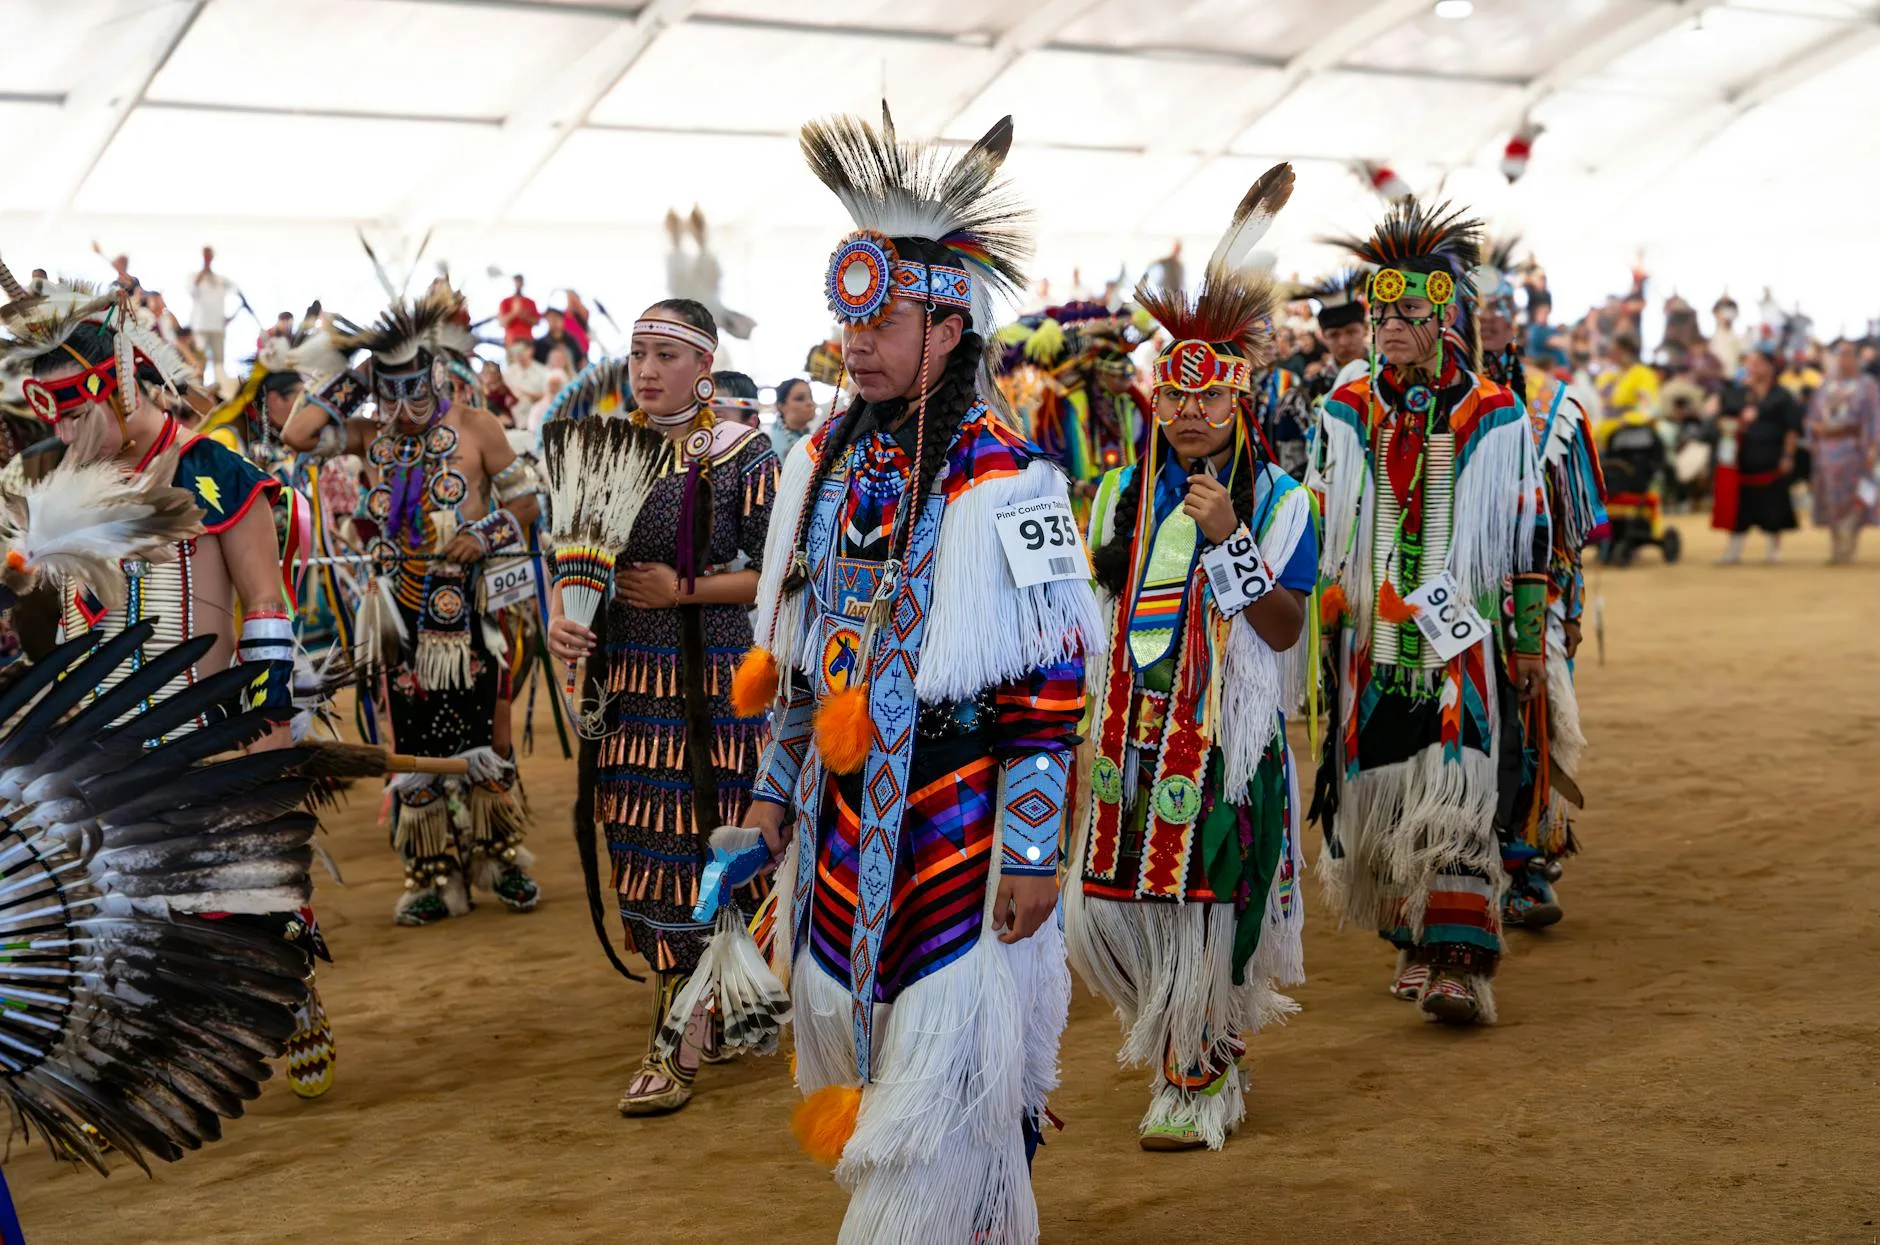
[
  {"left": 1065, "top": 899, "right": 1295, "bottom": 1079},
  {"left": 1315, "top": 744, "right": 1503, "bottom": 936},
  {"left": 415, "top": 629, "right": 473, "bottom": 691},
  {"left": 353, "top": 576, "right": 407, "bottom": 673},
  {"left": 391, "top": 785, "right": 452, "bottom": 861}
]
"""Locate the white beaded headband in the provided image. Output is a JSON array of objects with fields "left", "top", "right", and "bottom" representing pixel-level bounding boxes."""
[{"left": 632, "top": 317, "right": 716, "bottom": 355}]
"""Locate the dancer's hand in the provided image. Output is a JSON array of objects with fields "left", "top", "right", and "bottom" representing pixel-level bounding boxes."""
[
  {"left": 993, "top": 873, "right": 1059, "bottom": 945},
  {"left": 548, "top": 617, "right": 595, "bottom": 662},
  {"left": 618, "top": 562, "right": 681, "bottom": 609},
  {"left": 441, "top": 531, "right": 485, "bottom": 564},
  {"left": 1562, "top": 617, "right": 1583, "bottom": 661},
  {"left": 1513, "top": 653, "right": 1546, "bottom": 703},
  {"left": 1183, "top": 473, "right": 1238, "bottom": 545},
  {"left": 745, "top": 799, "right": 791, "bottom": 859}
]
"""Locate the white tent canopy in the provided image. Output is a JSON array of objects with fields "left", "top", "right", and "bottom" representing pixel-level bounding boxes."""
[{"left": 10, "top": 0, "right": 1879, "bottom": 379}]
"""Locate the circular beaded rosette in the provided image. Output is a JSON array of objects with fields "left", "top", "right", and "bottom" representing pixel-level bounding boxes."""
[
  {"left": 368, "top": 537, "right": 401, "bottom": 577},
  {"left": 425, "top": 583, "right": 466, "bottom": 625},
  {"left": 1091, "top": 757, "right": 1124, "bottom": 806},
  {"left": 428, "top": 469, "right": 467, "bottom": 509},
  {"left": 365, "top": 485, "right": 393, "bottom": 522},
  {"left": 425, "top": 423, "right": 458, "bottom": 458},
  {"left": 1370, "top": 268, "right": 1408, "bottom": 303},
  {"left": 826, "top": 230, "right": 897, "bottom": 327},
  {"left": 1423, "top": 269, "right": 1456, "bottom": 306}
]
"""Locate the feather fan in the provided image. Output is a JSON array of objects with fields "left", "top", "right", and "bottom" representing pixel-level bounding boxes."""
[
  {"left": 0, "top": 450, "right": 204, "bottom": 610},
  {"left": 540, "top": 415, "right": 667, "bottom": 699},
  {"left": 0, "top": 638, "right": 321, "bottom": 1173},
  {"left": 1135, "top": 162, "right": 1294, "bottom": 364}
]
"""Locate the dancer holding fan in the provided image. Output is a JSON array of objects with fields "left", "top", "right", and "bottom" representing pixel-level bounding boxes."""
[{"left": 545, "top": 299, "right": 780, "bottom": 1117}]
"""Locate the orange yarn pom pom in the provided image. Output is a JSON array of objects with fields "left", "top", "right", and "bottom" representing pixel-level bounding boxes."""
[
  {"left": 813, "top": 683, "right": 874, "bottom": 775},
  {"left": 730, "top": 646, "right": 779, "bottom": 717},
  {"left": 1376, "top": 581, "right": 1419, "bottom": 625},
  {"left": 791, "top": 1084, "right": 862, "bottom": 1166},
  {"left": 1319, "top": 583, "right": 1348, "bottom": 627}
]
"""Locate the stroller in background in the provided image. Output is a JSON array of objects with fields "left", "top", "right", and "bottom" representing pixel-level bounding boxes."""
[{"left": 1597, "top": 411, "right": 1682, "bottom": 565}]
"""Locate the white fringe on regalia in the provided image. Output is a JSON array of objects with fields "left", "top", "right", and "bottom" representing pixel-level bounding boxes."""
[
  {"left": 763, "top": 435, "right": 1098, "bottom": 1245},
  {"left": 1063, "top": 471, "right": 1314, "bottom": 1150},
  {"left": 1308, "top": 400, "right": 1544, "bottom": 947}
]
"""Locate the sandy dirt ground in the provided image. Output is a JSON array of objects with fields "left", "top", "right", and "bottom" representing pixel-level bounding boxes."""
[{"left": 9, "top": 523, "right": 1878, "bottom": 1244}]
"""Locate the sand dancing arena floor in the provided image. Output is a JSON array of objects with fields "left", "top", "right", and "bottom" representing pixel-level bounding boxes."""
[{"left": 10, "top": 523, "right": 1877, "bottom": 1244}]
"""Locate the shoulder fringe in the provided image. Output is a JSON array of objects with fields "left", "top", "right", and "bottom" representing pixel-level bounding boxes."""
[
  {"left": 915, "top": 458, "right": 1105, "bottom": 705},
  {"left": 1449, "top": 410, "right": 1545, "bottom": 599},
  {"left": 1218, "top": 479, "right": 1312, "bottom": 800},
  {"left": 752, "top": 433, "right": 820, "bottom": 682}
]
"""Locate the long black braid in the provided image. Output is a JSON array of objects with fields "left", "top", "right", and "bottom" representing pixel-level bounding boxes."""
[{"left": 1092, "top": 386, "right": 1264, "bottom": 598}]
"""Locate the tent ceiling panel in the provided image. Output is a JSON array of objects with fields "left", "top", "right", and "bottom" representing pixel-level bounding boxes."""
[
  {"left": 74, "top": 108, "right": 490, "bottom": 220},
  {"left": 506, "top": 127, "right": 834, "bottom": 227},
  {"left": 1719, "top": 0, "right": 1867, "bottom": 16},
  {"left": 591, "top": 22, "right": 991, "bottom": 134},
  {"left": 998, "top": 147, "right": 1198, "bottom": 232},
  {"left": 0, "top": 0, "right": 159, "bottom": 98},
  {"left": 146, "top": 0, "right": 620, "bottom": 119},
  {"left": 1588, "top": 5, "right": 1842, "bottom": 95},
  {"left": 1053, "top": 0, "right": 1383, "bottom": 62},
  {"left": 0, "top": 101, "right": 69, "bottom": 213},
  {"left": 1521, "top": 86, "right": 1698, "bottom": 169},
  {"left": 1345, "top": 0, "right": 1655, "bottom": 81},
  {"left": 1754, "top": 36, "right": 1880, "bottom": 109},
  {"left": 1230, "top": 71, "right": 1525, "bottom": 164},
  {"left": 691, "top": 0, "right": 1022, "bottom": 37},
  {"left": 945, "top": 50, "right": 1287, "bottom": 151}
]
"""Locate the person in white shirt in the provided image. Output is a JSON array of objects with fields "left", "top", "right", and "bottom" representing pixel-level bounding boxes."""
[
  {"left": 503, "top": 338, "right": 549, "bottom": 414},
  {"left": 189, "top": 246, "right": 239, "bottom": 386}
]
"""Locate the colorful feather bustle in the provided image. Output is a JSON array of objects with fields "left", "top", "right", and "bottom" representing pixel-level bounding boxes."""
[
  {"left": 1134, "top": 162, "right": 1294, "bottom": 365},
  {"left": 0, "top": 450, "right": 203, "bottom": 610},
  {"left": 0, "top": 625, "right": 321, "bottom": 1173}
]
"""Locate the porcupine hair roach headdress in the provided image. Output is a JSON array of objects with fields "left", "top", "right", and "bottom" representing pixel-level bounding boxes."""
[
  {"left": 727, "top": 104, "right": 1036, "bottom": 753},
  {"left": 1097, "top": 163, "right": 1293, "bottom": 603},
  {"left": 1324, "top": 196, "right": 1484, "bottom": 377},
  {"left": 330, "top": 282, "right": 477, "bottom": 422},
  {"left": 0, "top": 258, "right": 195, "bottom": 439},
  {"left": 801, "top": 101, "right": 1032, "bottom": 346},
  {"left": 1136, "top": 161, "right": 1292, "bottom": 414}
]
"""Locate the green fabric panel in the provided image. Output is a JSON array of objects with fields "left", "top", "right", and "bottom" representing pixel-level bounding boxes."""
[{"left": 1231, "top": 743, "right": 1288, "bottom": 986}]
